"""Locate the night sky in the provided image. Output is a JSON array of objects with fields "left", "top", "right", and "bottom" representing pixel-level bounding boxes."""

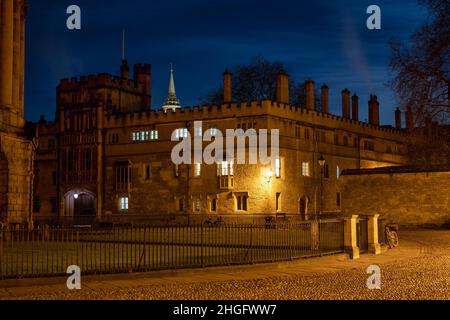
[{"left": 25, "top": 0, "right": 427, "bottom": 125}]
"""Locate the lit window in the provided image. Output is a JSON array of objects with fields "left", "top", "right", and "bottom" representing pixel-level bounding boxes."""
[
  {"left": 141, "top": 131, "right": 149, "bottom": 141},
  {"left": 302, "top": 162, "right": 310, "bottom": 177},
  {"left": 132, "top": 131, "right": 140, "bottom": 142},
  {"left": 175, "top": 128, "right": 189, "bottom": 139},
  {"left": 119, "top": 197, "right": 129, "bottom": 210},
  {"left": 150, "top": 130, "right": 159, "bottom": 140},
  {"left": 275, "top": 158, "right": 281, "bottom": 178},
  {"left": 195, "top": 163, "right": 201, "bottom": 177},
  {"left": 336, "top": 165, "right": 340, "bottom": 180},
  {"left": 194, "top": 198, "right": 201, "bottom": 211},
  {"left": 218, "top": 161, "right": 234, "bottom": 176},
  {"left": 276, "top": 193, "right": 281, "bottom": 212},
  {"left": 208, "top": 127, "right": 218, "bottom": 137}
]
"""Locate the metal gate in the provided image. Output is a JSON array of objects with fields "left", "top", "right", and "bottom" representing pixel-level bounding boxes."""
[{"left": 357, "top": 217, "right": 368, "bottom": 253}]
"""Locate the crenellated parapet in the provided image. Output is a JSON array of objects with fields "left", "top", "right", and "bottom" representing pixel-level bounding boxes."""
[
  {"left": 102, "top": 99, "right": 408, "bottom": 139},
  {"left": 58, "top": 73, "right": 147, "bottom": 93}
]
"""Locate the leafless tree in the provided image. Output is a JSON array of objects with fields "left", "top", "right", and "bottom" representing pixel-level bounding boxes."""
[
  {"left": 390, "top": 0, "right": 449, "bottom": 125},
  {"left": 390, "top": 0, "right": 450, "bottom": 165},
  {"left": 202, "top": 56, "right": 321, "bottom": 109}
]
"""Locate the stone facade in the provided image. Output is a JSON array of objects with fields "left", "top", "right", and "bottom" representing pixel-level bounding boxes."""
[
  {"left": 340, "top": 166, "right": 450, "bottom": 227},
  {"left": 33, "top": 59, "right": 413, "bottom": 225},
  {"left": 0, "top": 0, "right": 35, "bottom": 226}
]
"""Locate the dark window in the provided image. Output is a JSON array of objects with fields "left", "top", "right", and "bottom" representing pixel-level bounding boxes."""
[
  {"left": 146, "top": 164, "right": 151, "bottom": 180},
  {"left": 211, "top": 198, "right": 217, "bottom": 212},
  {"left": 50, "top": 197, "right": 57, "bottom": 213},
  {"left": 334, "top": 134, "right": 339, "bottom": 145},
  {"left": 323, "top": 164, "right": 329, "bottom": 178},
  {"left": 48, "top": 139, "right": 55, "bottom": 150},
  {"left": 237, "top": 194, "right": 248, "bottom": 211},
  {"left": 364, "top": 141, "right": 374, "bottom": 151},
  {"left": 52, "top": 172, "right": 57, "bottom": 186},
  {"left": 336, "top": 192, "right": 341, "bottom": 207},
  {"left": 276, "top": 193, "right": 281, "bottom": 211},
  {"left": 116, "top": 165, "right": 131, "bottom": 191},
  {"left": 304, "top": 128, "right": 310, "bottom": 140},
  {"left": 179, "top": 198, "right": 184, "bottom": 211},
  {"left": 343, "top": 136, "right": 349, "bottom": 146},
  {"left": 33, "top": 198, "right": 41, "bottom": 213}
]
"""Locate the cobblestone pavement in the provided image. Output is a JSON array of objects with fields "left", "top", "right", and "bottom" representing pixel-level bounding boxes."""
[{"left": 0, "top": 229, "right": 449, "bottom": 300}]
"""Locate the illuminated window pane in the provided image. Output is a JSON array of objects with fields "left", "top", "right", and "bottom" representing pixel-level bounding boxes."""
[
  {"left": 119, "top": 197, "right": 129, "bottom": 210},
  {"left": 275, "top": 158, "right": 281, "bottom": 178},
  {"left": 195, "top": 198, "right": 201, "bottom": 211},
  {"left": 195, "top": 163, "right": 201, "bottom": 177},
  {"left": 302, "top": 162, "right": 310, "bottom": 177}
]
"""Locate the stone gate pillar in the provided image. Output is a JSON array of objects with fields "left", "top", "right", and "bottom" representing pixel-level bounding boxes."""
[
  {"left": 368, "top": 214, "right": 381, "bottom": 254},
  {"left": 344, "top": 214, "right": 359, "bottom": 259}
]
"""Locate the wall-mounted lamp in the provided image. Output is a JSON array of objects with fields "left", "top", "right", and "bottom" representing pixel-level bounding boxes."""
[{"left": 74, "top": 193, "right": 79, "bottom": 199}]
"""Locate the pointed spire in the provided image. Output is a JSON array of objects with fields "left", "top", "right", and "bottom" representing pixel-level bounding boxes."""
[
  {"left": 162, "top": 63, "right": 181, "bottom": 112},
  {"left": 168, "top": 63, "right": 176, "bottom": 95},
  {"left": 122, "top": 29, "right": 126, "bottom": 61},
  {"left": 120, "top": 29, "right": 129, "bottom": 79}
]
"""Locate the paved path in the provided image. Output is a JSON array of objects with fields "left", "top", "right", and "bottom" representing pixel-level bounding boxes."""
[{"left": 0, "top": 229, "right": 449, "bottom": 300}]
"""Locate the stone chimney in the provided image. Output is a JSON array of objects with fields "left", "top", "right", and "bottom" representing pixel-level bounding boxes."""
[
  {"left": 134, "top": 63, "right": 152, "bottom": 108},
  {"left": 223, "top": 69, "right": 232, "bottom": 103},
  {"left": 341, "top": 89, "right": 350, "bottom": 118},
  {"left": 352, "top": 94, "right": 359, "bottom": 121},
  {"left": 395, "top": 107, "right": 402, "bottom": 129},
  {"left": 305, "top": 80, "right": 315, "bottom": 110},
  {"left": 405, "top": 106, "right": 414, "bottom": 132},
  {"left": 120, "top": 59, "right": 130, "bottom": 80},
  {"left": 276, "top": 72, "right": 289, "bottom": 104},
  {"left": 368, "top": 95, "right": 380, "bottom": 126},
  {"left": 321, "top": 84, "right": 329, "bottom": 113}
]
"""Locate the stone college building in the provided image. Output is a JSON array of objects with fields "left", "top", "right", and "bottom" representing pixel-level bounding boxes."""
[{"left": 32, "top": 54, "right": 413, "bottom": 225}]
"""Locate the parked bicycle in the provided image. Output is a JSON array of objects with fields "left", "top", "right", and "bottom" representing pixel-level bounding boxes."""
[
  {"left": 203, "top": 217, "right": 224, "bottom": 227},
  {"left": 385, "top": 223, "right": 399, "bottom": 248}
]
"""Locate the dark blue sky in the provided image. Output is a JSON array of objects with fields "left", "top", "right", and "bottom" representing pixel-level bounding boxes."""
[{"left": 25, "top": 0, "right": 427, "bottom": 125}]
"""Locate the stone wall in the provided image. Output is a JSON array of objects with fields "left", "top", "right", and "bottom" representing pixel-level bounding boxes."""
[
  {"left": 0, "top": 132, "right": 34, "bottom": 225},
  {"left": 340, "top": 166, "right": 450, "bottom": 227}
]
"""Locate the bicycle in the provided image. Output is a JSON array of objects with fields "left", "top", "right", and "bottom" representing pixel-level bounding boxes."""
[{"left": 385, "top": 224, "right": 399, "bottom": 248}]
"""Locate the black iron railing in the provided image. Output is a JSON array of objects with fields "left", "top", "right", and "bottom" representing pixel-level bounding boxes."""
[{"left": 0, "top": 219, "right": 344, "bottom": 279}]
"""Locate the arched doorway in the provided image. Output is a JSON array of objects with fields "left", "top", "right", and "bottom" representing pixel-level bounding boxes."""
[
  {"left": 299, "top": 196, "right": 309, "bottom": 220},
  {"left": 64, "top": 190, "right": 96, "bottom": 225}
]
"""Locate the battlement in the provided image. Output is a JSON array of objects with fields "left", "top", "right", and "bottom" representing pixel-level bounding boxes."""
[
  {"left": 58, "top": 72, "right": 147, "bottom": 92},
  {"left": 134, "top": 63, "right": 151, "bottom": 75},
  {"left": 103, "top": 99, "right": 408, "bottom": 138}
]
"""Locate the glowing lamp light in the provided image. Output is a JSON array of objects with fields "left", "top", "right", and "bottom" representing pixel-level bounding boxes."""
[
  {"left": 266, "top": 170, "right": 274, "bottom": 178},
  {"left": 74, "top": 193, "right": 79, "bottom": 199}
]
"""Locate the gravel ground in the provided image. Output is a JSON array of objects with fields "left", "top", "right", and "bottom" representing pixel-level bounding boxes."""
[{"left": 2, "top": 229, "right": 449, "bottom": 300}]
